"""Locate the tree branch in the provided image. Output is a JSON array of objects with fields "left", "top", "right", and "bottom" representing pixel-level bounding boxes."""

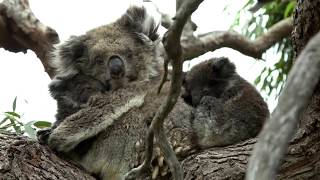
[
  {"left": 0, "top": 133, "right": 95, "bottom": 179},
  {"left": 125, "top": 0, "right": 203, "bottom": 179},
  {"left": 0, "top": 0, "right": 59, "bottom": 78},
  {"left": 246, "top": 31, "right": 320, "bottom": 180},
  {"left": 182, "top": 17, "right": 293, "bottom": 60}
]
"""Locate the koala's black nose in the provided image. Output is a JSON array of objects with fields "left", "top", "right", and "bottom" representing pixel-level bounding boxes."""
[{"left": 109, "top": 56, "right": 125, "bottom": 78}]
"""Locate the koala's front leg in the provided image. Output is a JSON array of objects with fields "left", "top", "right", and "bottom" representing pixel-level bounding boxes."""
[{"left": 48, "top": 93, "right": 147, "bottom": 152}]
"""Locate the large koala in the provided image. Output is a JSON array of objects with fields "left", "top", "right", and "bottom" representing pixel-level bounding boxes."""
[
  {"left": 38, "top": 6, "right": 166, "bottom": 180},
  {"left": 182, "top": 57, "right": 270, "bottom": 148},
  {"left": 45, "top": 6, "right": 162, "bottom": 129}
]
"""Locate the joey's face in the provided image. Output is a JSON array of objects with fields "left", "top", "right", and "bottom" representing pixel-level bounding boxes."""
[
  {"left": 181, "top": 57, "right": 236, "bottom": 107},
  {"left": 181, "top": 73, "right": 210, "bottom": 107}
]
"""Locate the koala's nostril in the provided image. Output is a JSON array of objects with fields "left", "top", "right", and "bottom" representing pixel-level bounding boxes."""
[{"left": 109, "top": 56, "right": 125, "bottom": 77}]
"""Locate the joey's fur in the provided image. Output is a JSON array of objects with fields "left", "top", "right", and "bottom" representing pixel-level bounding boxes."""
[{"left": 182, "top": 57, "right": 270, "bottom": 148}]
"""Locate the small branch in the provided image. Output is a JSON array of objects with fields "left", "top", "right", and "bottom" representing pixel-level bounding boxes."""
[
  {"left": 125, "top": 0, "right": 204, "bottom": 179},
  {"left": 0, "top": 0, "right": 59, "bottom": 78},
  {"left": 182, "top": 17, "right": 293, "bottom": 60},
  {"left": 246, "top": 31, "right": 320, "bottom": 180}
]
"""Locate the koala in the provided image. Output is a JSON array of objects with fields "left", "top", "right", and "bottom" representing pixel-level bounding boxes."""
[
  {"left": 38, "top": 6, "right": 164, "bottom": 180},
  {"left": 37, "top": 5, "right": 163, "bottom": 144},
  {"left": 181, "top": 57, "right": 270, "bottom": 148}
]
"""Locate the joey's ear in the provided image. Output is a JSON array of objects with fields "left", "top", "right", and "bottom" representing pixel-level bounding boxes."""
[
  {"left": 117, "top": 6, "right": 159, "bottom": 42},
  {"left": 210, "top": 57, "right": 236, "bottom": 79},
  {"left": 51, "top": 35, "right": 88, "bottom": 77}
]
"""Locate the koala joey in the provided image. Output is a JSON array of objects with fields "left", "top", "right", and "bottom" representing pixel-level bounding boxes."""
[
  {"left": 182, "top": 57, "right": 270, "bottom": 148},
  {"left": 38, "top": 6, "right": 164, "bottom": 180}
]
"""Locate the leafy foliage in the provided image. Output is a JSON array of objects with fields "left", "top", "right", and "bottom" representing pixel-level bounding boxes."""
[
  {"left": 0, "top": 97, "right": 52, "bottom": 139},
  {"left": 232, "top": 0, "right": 295, "bottom": 97}
]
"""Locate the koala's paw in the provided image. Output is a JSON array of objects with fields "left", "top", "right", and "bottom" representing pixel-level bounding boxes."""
[
  {"left": 48, "top": 132, "right": 81, "bottom": 152},
  {"left": 37, "top": 128, "right": 52, "bottom": 145}
]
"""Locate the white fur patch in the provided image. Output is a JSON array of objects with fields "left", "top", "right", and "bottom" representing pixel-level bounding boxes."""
[{"left": 51, "top": 42, "right": 79, "bottom": 78}]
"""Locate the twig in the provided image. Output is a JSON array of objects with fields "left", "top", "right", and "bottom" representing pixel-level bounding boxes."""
[
  {"left": 246, "top": 31, "right": 320, "bottom": 180},
  {"left": 125, "top": 0, "right": 204, "bottom": 179},
  {"left": 182, "top": 17, "right": 293, "bottom": 60}
]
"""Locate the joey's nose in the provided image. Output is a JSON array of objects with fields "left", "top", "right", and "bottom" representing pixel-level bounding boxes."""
[{"left": 109, "top": 56, "right": 125, "bottom": 78}]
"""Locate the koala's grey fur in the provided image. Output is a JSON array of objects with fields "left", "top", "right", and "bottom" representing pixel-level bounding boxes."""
[
  {"left": 41, "top": 4, "right": 162, "bottom": 130},
  {"left": 182, "top": 57, "right": 270, "bottom": 148},
  {"left": 38, "top": 6, "right": 164, "bottom": 180}
]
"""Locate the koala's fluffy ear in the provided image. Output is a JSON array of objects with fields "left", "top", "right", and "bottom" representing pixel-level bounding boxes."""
[
  {"left": 51, "top": 35, "right": 88, "bottom": 78},
  {"left": 117, "top": 6, "right": 159, "bottom": 42},
  {"left": 210, "top": 57, "right": 236, "bottom": 79}
]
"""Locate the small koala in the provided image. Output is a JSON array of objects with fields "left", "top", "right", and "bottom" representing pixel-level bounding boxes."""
[
  {"left": 49, "top": 73, "right": 109, "bottom": 128},
  {"left": 181, "top": 57, "right": 270, "bottom": 148},
  {"left": 38, "top": 6, "right": 164, "bottom": 180}
]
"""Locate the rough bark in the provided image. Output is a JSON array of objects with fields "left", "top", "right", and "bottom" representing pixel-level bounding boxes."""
[
  {"left": 0, "top": 0, "right": 59, "bottom": 78},
  {"left": 0, "top": 132, "right": 95, "bottom": 180},
  {"left": 292, "top": 0, "right": 320, "bottom": 58}
]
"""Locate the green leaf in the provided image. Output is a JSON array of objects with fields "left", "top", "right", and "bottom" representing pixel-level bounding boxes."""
[
  {"left": 4, "top": 111, "right": 21, "bottom": 118},
  {"left": 33, "top": 121, "right": 52, "bottom": 129},
  {"left": 8, "top": 117, "right": 22, "bottom": 133},
  {"left": 0, "top": 122, "right": 12, "bottom": 130},
  {"left": 12, "top": 96, "right": 17, "bottom": 112},
  {"left": 24, "top": 121, "right": 37, "bottom": 139},
  {"left": 254, "top": 76, "right": 261, "bottom": 85},
  {"left": 0, "top": 117, "right": 9, "bottom": 126},
  {"left": 284, "top": 1, "right": 296, "bottom": 18}
]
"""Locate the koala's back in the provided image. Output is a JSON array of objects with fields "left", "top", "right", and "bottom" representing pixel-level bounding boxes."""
[
  {"left": 220, "top": 76, "right": 269, "bottom": 143},
  {"left": 183, "top": 57, "right": 270, "bottom": 148}
]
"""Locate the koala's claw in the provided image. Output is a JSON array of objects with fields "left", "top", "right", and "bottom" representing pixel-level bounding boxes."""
[{"left": 37, "top": 128, "right": 52, "bottom": 145}]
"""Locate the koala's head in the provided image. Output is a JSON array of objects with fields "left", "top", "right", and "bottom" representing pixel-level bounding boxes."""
[
  {"left": 181, "top": 57, "right": 236, "bottom": 106},
  {"left": 50, "top": 6, "right": 162, "bottom": 90}
]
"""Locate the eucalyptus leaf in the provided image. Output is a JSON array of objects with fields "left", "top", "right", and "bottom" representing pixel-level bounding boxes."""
[
  {"left": 12, "top": 96, "right": 17, "bottom": 112},
  {"left": 5, "top": 111, "right": 21, "bottom": 118},
  {"left": 24, "top": 121, "right": 37, "bottom": 139},
  {"left": 0, "top": 117, "right": 9, "bottom": 126},
  {"left": 33, "top": 121, "right": 52, "bottom": 129}
]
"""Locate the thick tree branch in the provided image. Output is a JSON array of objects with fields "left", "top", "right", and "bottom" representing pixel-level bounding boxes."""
[
  {"left": 246, "top": 31, "right": 320, "bottom": 180},
  {"left": 0, "top": 133, "right": 95, "bottom": 180},
  {"left": 182, "top": 17, "right": 293, "bottom": 60},
  {"left": 0, "top": 0, "right": 59, "bottom": 78}
]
